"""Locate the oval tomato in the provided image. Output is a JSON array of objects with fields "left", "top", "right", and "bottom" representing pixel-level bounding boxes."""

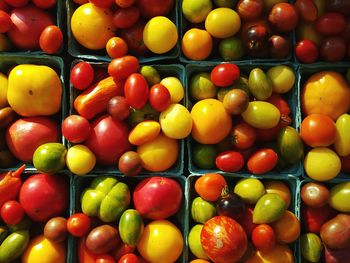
[
  {"left": 118, "top": 253, "right": 139, "bottom": 263},
  {"left": 252, "top": 224, "right": 276, "bottom": 252},
  {"left": 124, "top": 73, "right": 149, "bottom": 110},
  {"left": 247, "top": 148, "right": 278, "bottom": 174},
  {"left": 67, "top": 213, "right": 91, "bottom": 237},
  {"left": 108, "top": 56, "right": 140, "bottom": 81},
  {"left": 149, "top": 84, "right": 171, "bottom": 112},
  {"left": 300, "top": 114, "right": 336, "bottom": 147},
  {"left": 113, "top": 6, "right": 140, "bottom": 29},
  {"left": 210, "top": 64, "right": 240, "bottom": 87},
  {"left": 232, "top": 122, "right": 256, "bottom": 150},
  {"left": 0, "top": 200, "right": 24, "bottom": 225},
  {"left": 315, "top": 12, "right": 346, "bottom": 36},
  {"left": 0, "top": 10, "right": 12, "bottom": 33},
  {"left": 194, "top": 173, "right": 227, "bottom": 202},
  {"left": 32, "top": 0, "right": 56, "bottom": 9},
  {"left": 201, "top": 216, "right": 248, "bottom": 263},
  {"left": 70, "top": 61, "right": 94, "bottom": 90},
  {"left": 216, "top": 151, "right": 245, "bottom": 172},
  {"left": 39, "top": 25, "right": 63, "bottom": 54}
]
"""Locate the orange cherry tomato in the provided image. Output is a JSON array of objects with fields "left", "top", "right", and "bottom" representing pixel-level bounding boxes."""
[
  {"left": 182, "top": 28, "right": 213, "bottom": 61},
  {"left": 194, "top": 173, "right": 227, "bottom": 202},
  {"left": 252, "top": 224, "right": 276, "bottom": 252},
  {"left": 271, "top": 210, "right": 300, "bottom": 244},
  {"left": 39, "top": 25, "right": 63, "bottom": 54},
  {"left": 106, "top": 37, "right": 128, "bottom": 59}
]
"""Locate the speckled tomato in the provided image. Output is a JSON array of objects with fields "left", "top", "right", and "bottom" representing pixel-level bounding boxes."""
[{"left": 201, "top": 216, "right": 247, "bottom": 263}]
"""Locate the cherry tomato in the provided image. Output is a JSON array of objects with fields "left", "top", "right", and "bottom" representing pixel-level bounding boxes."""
[
  {"left": 118, "top": 253, "right": 139, "bottom": 263},
  {"left": 137, "top": 0, "right": 174, "bottom": 18},
  {"left": 268, "top": 3, "right": 298, "bottom": 32},
  {"left": 315, "top": 12, "right": 346, "bottom": 36},
  {"left": 89, "top": 0, "right": 114, "bottom": 8},
  {"left": 115, "top": 0, "right": 136, "bottom": 8},
  {"left": 231, "top": 122, "right": 256, "bottom": 150},
  {"left": 96, "top": 254, "right": 116, "bottom": 263},
  {"left": 194, "top": 173, "right": 227, "bottom": 202},
  {"left": 300, "top": 114, "right": 336, "bottom": 147},
  {"left": 113, "top": 6, "right": 140, "bottom": 29},
  {"left": 252, "top": 224, "right": 276, "bottom": 252},
  {"left": 119, "top": 20, "right": 148, "bottom": 55},
  {"left": 108, "top": 56, "right": 140, "bottom": 81},
  {"left": 0, "top": 10, "right": 12, "bottom": 33},
  {"left": 295, "top": 39, "right": 319, "bottom": 63},
  {"left": 149, "top": 84, "right": 171, "bottom": 112},
  {"left": 39, "top": 25, "right": 63, "bottom": 54},
  {"left": 216, "top": 151, "right": 245, "bottom": 172},
  {"left": 70, "top": 61, "right": 94, "bottom": 90},
  {"left": 247, "top": 148, "right": 278, "bottom": 174},
  {"left": 210, "top": 64, "right": 240, "bottom": 87},
  {"left": 0, "top": 200, "right": 24, "bottom": 225},
  {"left": 67, "top": 213, "right": 91, "bottom": 237},
  {"left": 294, "top": 0, "right": 318, "bottom": 22},
  {"left": 124, "top": 73, "right": 149, "bottom": 109},
  {"left": 320, "top": 36, "right": 347, "bottom": 62},
  {"left": 62, "top": 115, "right": 91, "bottom": 143},
  {"left": 32, "top": 0, "right": 56, "bottom": 9},
  {"left": 113, "top": 244, "right": 135, "bottom": 261},
  {"left": 106, "top": 37, "right": 128, "bottom": 59},
  {"left": 107, "top": 96, "right": 130, "bottom": 121},
  {"left": 5, "top": 0, "right": 28, "bottom": 7}
]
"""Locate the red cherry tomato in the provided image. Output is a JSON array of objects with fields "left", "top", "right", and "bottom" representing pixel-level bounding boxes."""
[
  {"left": 5, "top": 0, "right": 28, "bottom": 7},
  {"left": 108, "top": 56, "right": 140, "bottom": 81},
  {"left": 149, "top": 84, "right": 171, "bottom": 112},
  {"left": 39, "top": 25, "right": 63, "bottom": 54},
  {"left": 113, "top": 244, "right": 135, "bottom": 261},
  {"left": 210, "top": 64, "right": 240, "bottom": 87},
  {"left": 0, "top": 10, "right": 12, "bottom": 33},
  {"left": 32, "top": 0, "right": 56, "bottom": 9},
  {"left": 124, "top": 73, "right": 149, "bottom": 109},
  {"left": 115, "top": 0, "right": 136, "bottom": 8},
  {"left": 67, "top": 213, "right": 91, "bottom": 237},
  {"left": 106, "top": 37, "right": 128, "bottom": 59},
  {"left": 295, "top": 39, "right": 319, "bottom": 63},
  {"left": 113, "top": 6, "right": 140, "bottom": 29},
  {"left": 294, "top": 0, "right": 318, "bottom": 22},
  {"left": 89, "top": 0, "right": 114, "bottom": 8},
  {"left": 247, "top": 148, "right": 278, "bottom": 174},
  {"left": 118, "top": 253, "right": 139, "bottom": 263},
  {"left": 231, "top": 122, "right": 256, "bottom": 150},
  {"left": 96, "top": 254, "right": 116, "bottom": 263},
  {"left": 252, "top": 224, "right": 276, "bottom": 252},
  {"left": 215, "top": 151, "right": 245, "bottom": 172},
  {"left": 62, "top": 115, "right": 91, "bottom": 143},
  {"left": 1, "top": 200, "right": 24, "bottom": 225},
  {"left": 70, "top": 61, "right": 95, "bottom": 90},
  {"left": 315, "top": 12, "right": 346, "bottom": 36}
]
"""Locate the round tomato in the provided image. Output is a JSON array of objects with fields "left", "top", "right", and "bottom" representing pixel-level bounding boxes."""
[
  {"left": 247, "top": 148, "right": 278, "bottom": 174},
  {"left": 5, "top": 0, "right": 28, "bottom": 7},
  {"left": 70, "top": 61, "right": 94, "bottom": 90},
  {"left": 124, "top": 73, "right": 149, "bottom": 110},
  {"left": 295, "top": 39, "right": 319, "bottom": 63},
  {"left": 149, "top": 84, "right": 171, "bottom": 112},
  {"left": 137, "top": 0, "right": 174, "bottom": 18},
  {"left": 194, "top": 173, "right": 227, "bottom": 202},
  {"left": 108, "top": 56, "right": 140, "bottom": 81},
  {"left": 210, "top": 64, "right": 240, "bottom": 87},
  {"left": 216, "top": 151, "right": 245, "bottom": 172},
  {"left": 0, "top": 200, "right": 24, "bottom": 225},
  {"left": 119, "top": 20, "right": 148, "bottom": 55},
  {"left": 113, "top": 6, "right": 140, "bottom": 29},
  {"left": 62, "top": 115, "right": 91, "bottom": 143},
  {"left": 39, "top": 25, "right": 63, "bottom": 54},
  {"left": 300, "top": 114, "right": 336, "bottom": 147},
  {"left": 252, "top": 224, "right": 276, "bottom": 252},
  {"left": 271, "top": 211, "right": 300, "bottom": 244},
  {"left": 315, "top": 12, "right": 346, "bottom": 36},
  {"left": 182, "top": 28, "right": 213, "bottom": 61},
  {"left": 67, "top": 213, "right": 91, "bottom": 237},
  {"left": 201, "top": 216, "right": 247, "bottom": 263},
  {"left": 106, "top": 37, "right": 128, "bottom": 59},
  {"left": 231, "top": 122, "right": 256, "bottom": 150},
  {"left": 118, "top": 253, "right": 139, "bottom": 263},
  {"left": 205, "top": 8, "right": 241, "bottom": 39},
  {"left": 89, "top": 0, "right": 114, "bottom": 8},
  {"left": 0, "top": 10, "right": 12, "bottom": 33},
  {"left": 32, "top": 0, "right": 56, "bottom": 9}
]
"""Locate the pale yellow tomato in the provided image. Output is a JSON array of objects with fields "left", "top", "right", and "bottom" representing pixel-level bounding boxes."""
[
  {"left": 160, "top": 104, "right": 192, "bottom": 139},
  {"left": 128, "top": 120, "right": 161, "bottom": 146},
  {"left": 205, "top": 8, "right": 241, "bottom": 38},
  {"left": 160, "top": 77, "right": 184, "bottom": 103},
  {"left": 66, "top": 144, "right": 96, "bottom": 175},
  {"left": 241, "top": 101, "right": 280, "bottom": 129},
  {"left": 267, "top": 65, "right": 295, "bottom": 94}
]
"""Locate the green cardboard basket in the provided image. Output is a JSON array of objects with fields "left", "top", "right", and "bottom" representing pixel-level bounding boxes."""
[{"left": 68, "top": 174, "right": 189, "bottom": 263}]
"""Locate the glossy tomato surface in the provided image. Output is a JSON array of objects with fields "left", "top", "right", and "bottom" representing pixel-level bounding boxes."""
[
  {"left": 67, "top": 213, "right": 91, "bottom": 237},
  {"left": 108, "top": 56, "right": 140, "bottom": 81},
  {"left": 295, "top": 39, "right": 319, "bottom": 63},
  {"left": 194, "top": 173, "right": 227, "bottom": 202},
  {"left": 39, "top": 25, "right": 63, "bottom": 54},
  {"left": 210, "top": 64, "right": 240, "bottom": 87},
  {"left": 0, "top": 200, "right": 24, "bottom": 225},
  {"left": 216, "top": 151, "right": 245, "bottom": 172},
  {"left": 247, "top": 148, "right": 278, "bottom": 174},
  {"left": 252, "top": 224, "right": 276, "bottom": 252},
  {"left": 62, "top": 115, "right": 91, "bottom": 143},
  {"left": 149, "top": 84, "right": 171, "bottom": 112},
  {"left": 70, "top": 62, "right": 94, "bottom": 90},
  {"left": 124, "top": 73, "right": 149, "bottom": 110}
]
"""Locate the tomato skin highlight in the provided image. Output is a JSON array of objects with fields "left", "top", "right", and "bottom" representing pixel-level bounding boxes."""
[
  {"left": 247, "top": 148, "right": 278, "bottom": 174},
  {"left": 295, "top": 39, "right": 319, "bottom": 63},
  {"left": 0, "top": 200, "right": 24, "bottom": 225},
  {"left": 210, "top": 64, "right": 240, "bottom": 87},
  {"left": 124, "top": 73, "right": 149, "bottom": 110},
  {"left": 216, "top": 150, "right": 245, "bottom": 172},
  {"left": 67, "top": 213, "right": 91, "bottom": 237}
]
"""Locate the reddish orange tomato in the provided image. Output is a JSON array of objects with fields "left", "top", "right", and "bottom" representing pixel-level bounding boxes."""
[
  {"left": 231, "top": 122, "right": 256, "bottom": 150},
  {"left": 194, "top": 173, "right": 227, "bottom": 202},
  {"left": 271, "top": 211, "right": 300, "bottom": 244},
  {"left": 300, "top": 113, "right": 336, "bottom": 147},
  {"left": 108, "top": 56, "right": 139, "bottom": 81},
  {"left": 252, "top": 224, "right": 276, "bottom": 252},
  {"left": 247, "top": 148, "right": 278, "bottom": 174},
  {"left": 39, "top": 25, "right": 63, "bottom": 54},
  {"left": 106, "top": 37, "right": 128, "bottom": 59},
  {"left": 113, "top": 6, "right": 140, "bottom": 29},
  {"left": 96, "top": 254, "right": 116, "bottom": 263}
]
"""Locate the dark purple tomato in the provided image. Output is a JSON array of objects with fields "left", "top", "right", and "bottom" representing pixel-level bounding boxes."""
[
  {"left": 124, "top": 73, "right": 149, "bottom": 110},
  {"left": 113, "top": 6, "right": 140, "bottom": 29},
  {"left": 341, "top": 18, "right": 350, "bottom": 42},
  {"left": 268, "top": 3, "right": 298, "bottom": 32},
  {"left": 326, "top": 0, "right": 350, "bottom": 16},
  {"left": 107, "top": 96, "right": 130, "bottom": 121},
  {"left": 269, "top": 35, "right": 291, "bottom": 59},
  {"left": 245, "top": 24, "right": 270, "bottom": 57},
  {"left": 215, "top": 151, "right": 245, "bottom": 172},
  {"left": 149, "top": 84, "right": 171, "bottom": 112},
  {"left": 295, "top": 39, "right": 319, "bottom": 63},
  {"left": 216, "top": 192, "right": 246, "bottom": 221},
  {"left": 118, "top": 151, "right": 142, "bottom": 176},
  {"left": 320, "top": 37, "right": 347, "bottom": 62},
  {"left": 44, "top": 217, "right": 68, "bottom": 243},
  {"left": 315, "top": 12, "right": 346, "bottom": 36}
]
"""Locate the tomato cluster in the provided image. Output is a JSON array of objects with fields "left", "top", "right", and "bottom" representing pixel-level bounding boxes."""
[{"left": 188, "top": 173, "right": 299, "bottom": 263}]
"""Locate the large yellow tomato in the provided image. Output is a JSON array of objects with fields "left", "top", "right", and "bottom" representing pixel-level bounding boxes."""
[
  {"left": 143, "top": 16, "right": 178, "bottom": 54},
  {"left": 191, "top": 98, "right": 232, "bottom": 144},
  {"left": 137, "top": 133, "right": 178, "bottom": 172},
  {"left": 245, "top": 245, "right": 294, "bottom": 263},
  {"left": 22, "top": 235, "right": 66, "bottom": 263},
  {"left": 205, "top": 8, "right": 241, "bottom": 38},
  {"left": 71, "top": 3, "right": 115, "bottom": 50},
  {"left": 137, "top": 220, "right": 184, "bottom": 263}
]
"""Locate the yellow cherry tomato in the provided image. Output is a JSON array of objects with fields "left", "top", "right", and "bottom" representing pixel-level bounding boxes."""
[
  {"left": 205, "top": 8, "right": 241, "bottom": 38},
  {"left": 334, "top": 113, "right": 350, "bottom": 156},
  {"left": 65, "top": 144, "right": 96, "bottom": 176},
  {"left": 241, "top": 101, "right": 281, "bottom": 129},
  {"left": 267, "top": 65, "right": 295, "bottom": 94},
  {"left": 160, "top": 104, "right": 192, "bottom": 139},
  {"left": 160, "top": 77, "right": 184, "bottom": 103},
  {"left": 128, "top": 120, "right": 161, "bottom": 146}
]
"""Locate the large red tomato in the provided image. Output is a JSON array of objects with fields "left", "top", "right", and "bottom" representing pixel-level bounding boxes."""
[
  {"left": 19, "top": 173, "right": 68, "bottom": 222},
  {"left": 137, "top": 0, "right": 174, "bottom": 18},
  {"left": 8, "top": 4, "right": 54, "bottom": 50},
  {"left": 84, "top": 115, "right": 131, "bottom": 165},
  {"left": 201, "top": 216, "right": 247, "bottom": 263},
  {"left": 133, "top": 177, "right": 182, "bottom": 220}
]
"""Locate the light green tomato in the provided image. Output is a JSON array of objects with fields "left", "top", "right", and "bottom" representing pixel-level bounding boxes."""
[
  {"left": 267, "top": 65, "right": 295, "bottom": 94},
  {"left": 329, "top": 182, "right": 350, "bottom": 212},
  {"left": 234, "top": 178, "right": 266, "bottom": 204},
  {"left": 182, "top": 0, "right": 212, "bottom": 24},
  {"left": 188, "top": 224, "right": 210, "bottom": 260},
  {"left": 191, "top": 197, "right": 216, "bottom": 223},
  {"left": 190, "top": 72, "right": 217, "bottom": 101},
  {"left": 241, "top": 101, "right": 280, "bottom": 129},
  {"left": 334, "top": 114, "right": 350, "bottom": 156}
]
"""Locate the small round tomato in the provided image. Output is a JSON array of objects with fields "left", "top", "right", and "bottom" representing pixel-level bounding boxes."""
[
  {"left": 300, "top": 114, "right": 336, "bottom": 147},
  {"left": 113, "top": 6, "right": 140, "bottom": 29},
  {"left": 294, "top": 0, "right": 318, "bottom": 22},
  {"left": 295, "top": 39, "right": 319, "bottom": 63},
  {"left": 96, "top": 254, "right": 116, "bottom": 263},
  {"left": 67, "top": 213, "right": 91, "bottom": 237},
  {"left": 32, "top": 0, "right": 56, "bottom": 9},
  {"left": 149, "top": 84, "right": 171, "bottom": 112},
  {"left": 119, "top": 253, "right": 139, "bottom": 263},
  {"left": 4, "top": 0, "right": 28, "bottom": 7},
  {"left": 106, "top": 37, "right": 128, "bottom": 59},
  {"left": 70, "top": 61, "right": 94, "bottom": 90},
  {"left": 108, "top": 56, "right": 140, "bottom": 81},
  {"left": 0, "top": 10, "right": 12, "bottom": 33},
  {"left": 108, "top": 96, "right": 130, "bottom": 121},
  {"left": 194, "top": 173, "right": 227, "bottom": 202},
  {"left": 231, "top": 123, "right": 256, "bottom": 150},
  {"left": 89, "top": 0, "right": 114, "bottom": 8},
  {"left": 0, "top": 200, "right": 24, "bottom": 225},
  {"left": 181, "top": 28, "right": 213, "bottom": 61},
  {"left": 115, "top": 0, "right": 136, "bottom": 8},
  {"left": 113, "top": 244, "right": 135, "bottom": 261},
  {"left": 315, "top": 12, "right": 346, "bottom": 36},
  {"left": 62, "top": 115, "right": 91, "bottom": 143},
  {"left": 247, "top": 148, "right": 278, "bottom": 174},
  {"left": 252, "top": 224, "right": 276, "bottom": 252},
  {"left": 216, "top": 151, "right": 245, "bottom": 172},
  {"left": 39, "top": 25, "right": 63, "bottom": 54},
  {"left": 124, "top": 73, "right": 149, "bottom": 110},
  {"left": 210, "top": 64, "right": 240, "bottom": 87}
]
